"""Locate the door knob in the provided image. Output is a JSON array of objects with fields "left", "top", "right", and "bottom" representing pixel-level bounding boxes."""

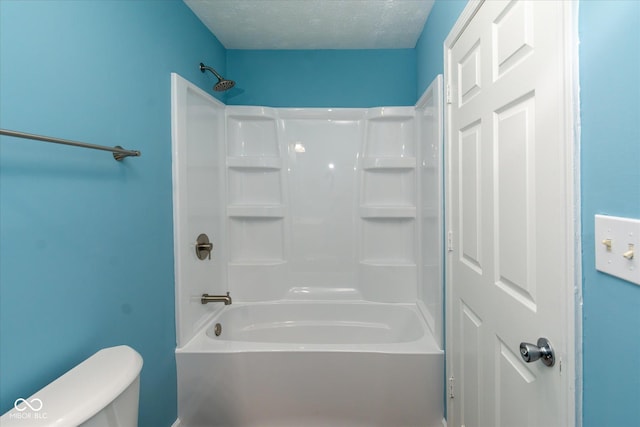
[{"left": 519, "top": 337, "right": 555, "bottom": 367}]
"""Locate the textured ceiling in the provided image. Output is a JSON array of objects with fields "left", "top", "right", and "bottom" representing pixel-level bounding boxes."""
[{"left": 184, "top": 0, "right": 435, "bottom": 49}]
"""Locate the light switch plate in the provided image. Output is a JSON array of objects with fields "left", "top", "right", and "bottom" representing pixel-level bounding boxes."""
[{"left": 594, "top": 214, "right": 640, "bottom": 286}]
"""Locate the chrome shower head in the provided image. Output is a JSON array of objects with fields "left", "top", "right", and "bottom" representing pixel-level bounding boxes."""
[{"left": 199, "top": 62, "right": 235, "bottom": 92}]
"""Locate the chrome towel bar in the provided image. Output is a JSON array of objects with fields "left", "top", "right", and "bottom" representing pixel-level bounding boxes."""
[{"left": 0, "top": 128, "right": 141, "bottom": 161}]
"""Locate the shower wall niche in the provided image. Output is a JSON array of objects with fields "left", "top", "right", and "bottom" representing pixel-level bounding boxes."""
[
  {"left": 359, "top": 108, "right": 418, "bottom": 303},
  {"left": 225, "top": 108, "right": 287, "bottom": 302},
  {"left": 172, "top": 73, "right": 443, "bottom": 347}
]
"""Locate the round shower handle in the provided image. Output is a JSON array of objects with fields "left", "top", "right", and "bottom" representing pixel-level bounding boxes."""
[
  {"left": 195, "top": 233, "right": 213, "bottom": 260},
  {"left": 519, "top": 337, "right": 555, "bottom": 367}
]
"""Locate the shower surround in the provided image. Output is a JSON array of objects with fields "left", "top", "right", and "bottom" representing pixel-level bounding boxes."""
[{"left": 171, "top": 73, "right": 444, "bottom": 426}]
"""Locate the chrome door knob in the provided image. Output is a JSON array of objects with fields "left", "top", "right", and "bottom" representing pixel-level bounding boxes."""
[{"left": 519, "top": 337, "right": 555, "bottom": 367}]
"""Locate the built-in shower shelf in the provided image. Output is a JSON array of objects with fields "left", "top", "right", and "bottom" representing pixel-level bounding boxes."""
[
  {"left": 361, "top": 157, "right": 416, "bottom": 170},
  {"left": 227, "top": 205, "right": 285, "bottom": 218},
  {"left": 227, "top": 107, "right": 277, "bottom": 121},
  {"left": 364, "top": 108, "right": 415, "bottom": 158},
  {"left": 367, "top": 107, "right": 415, "bottom": 122},
  {"left": 226, "top": 109, "right": 279, "bottom": 158},
  {"left": 227, "top": 157, "right": 282, "bottom": 170},
  {"left": 359, "top": 206, "right": 416, "bottom": 218}
]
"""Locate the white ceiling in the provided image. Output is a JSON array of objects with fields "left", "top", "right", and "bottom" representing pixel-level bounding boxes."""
[{"left": 184, "top": 0, "right": 435, "bottom": 49}]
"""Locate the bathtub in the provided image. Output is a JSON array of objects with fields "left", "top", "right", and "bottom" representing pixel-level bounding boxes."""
[{"left": 176, "top": 302, "right": 443, "bottom": 427}]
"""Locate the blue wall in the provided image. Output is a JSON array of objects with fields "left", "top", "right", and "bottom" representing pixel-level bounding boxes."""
[
  {"left": 0, "top": 1, "right": 225, "bottom": 426},
  {"left": 580, "top": 2, "right": 640, "bottom": 426},
  {"left": 226, "top": 49, "right": 416, "bottom": 107},
  {"left": 225, "top": 1, "right": 466, "bottom": 108},
  {"left": 415, "top": 0, "right": 467, "bottom": 97}
]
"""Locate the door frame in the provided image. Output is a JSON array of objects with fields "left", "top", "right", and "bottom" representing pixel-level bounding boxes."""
[{"left": 443, "top": 1, "right": 582, "bottom": 426}]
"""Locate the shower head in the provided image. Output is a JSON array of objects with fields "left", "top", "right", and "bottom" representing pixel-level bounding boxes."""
[{"left": 199, "top": 62, "right": 235, "bottom": 92}]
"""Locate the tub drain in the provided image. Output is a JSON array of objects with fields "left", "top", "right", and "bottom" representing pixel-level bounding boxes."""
[{"left": 214, "top": 323, "right": 222, "bottom": 336}]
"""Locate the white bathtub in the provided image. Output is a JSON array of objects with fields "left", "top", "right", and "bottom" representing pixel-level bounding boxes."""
[{"left": 176, "top": 302, "right": 443, "bottom": 427}]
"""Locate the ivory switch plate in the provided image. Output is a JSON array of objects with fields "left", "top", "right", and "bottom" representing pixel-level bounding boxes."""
[{"left": 595, "top": 214, "right": 640, "bottom": 286}]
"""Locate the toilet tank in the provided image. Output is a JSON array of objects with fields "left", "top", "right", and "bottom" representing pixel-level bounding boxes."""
[{"left": 0, "top": 345, "right": 143, "bottom": 427}]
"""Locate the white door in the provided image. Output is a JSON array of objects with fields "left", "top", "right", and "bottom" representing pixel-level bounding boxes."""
[{"left": 445, "top": 1, "right": 577, "bottom": 426}]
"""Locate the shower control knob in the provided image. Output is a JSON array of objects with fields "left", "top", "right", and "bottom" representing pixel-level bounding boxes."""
[
  {"left": 195, "top": 233, "right": 213, "bottom": 260},
  {"left": 519, "top": 338, "right": 555, "bottom": 367}
]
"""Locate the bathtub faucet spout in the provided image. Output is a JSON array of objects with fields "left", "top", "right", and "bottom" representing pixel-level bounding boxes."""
[{"left": 201, "top": 292, "right": 232, "bottom": 305}]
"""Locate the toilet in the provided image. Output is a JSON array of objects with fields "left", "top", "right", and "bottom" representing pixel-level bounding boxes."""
[{"left": 1, "top": 345, "right": 143, "bottom": 427}]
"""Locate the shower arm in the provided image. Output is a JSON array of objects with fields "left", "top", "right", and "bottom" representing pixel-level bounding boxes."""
[{"left": 199, "top": 63, "right": 224, "bottom": 80}]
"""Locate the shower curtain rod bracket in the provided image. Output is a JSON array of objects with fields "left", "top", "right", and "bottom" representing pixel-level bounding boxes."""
[{"left": 112, "top": 145, "right": 140, "bottom": 161}]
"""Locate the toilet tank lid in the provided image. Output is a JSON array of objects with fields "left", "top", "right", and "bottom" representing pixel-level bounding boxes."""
[{"left": 0, "top": 345, "right": 143, "bottom": 427}]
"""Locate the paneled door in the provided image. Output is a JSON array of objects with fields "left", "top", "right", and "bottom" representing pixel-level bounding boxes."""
[{"left": 445, "top": 1, "right": 577, "bottom": 426}]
